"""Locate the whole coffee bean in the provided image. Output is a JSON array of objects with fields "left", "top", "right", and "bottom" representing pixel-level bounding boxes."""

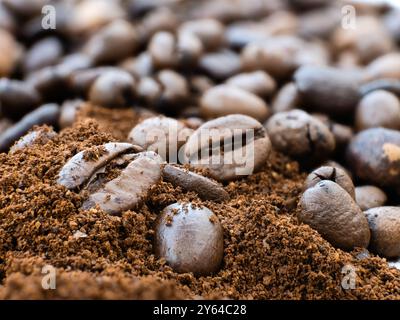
[
  {"left": 58, "top": 142, "right": 140, "bottom": 189},
  {"left": 365, "top": 207, "right": 400, "bottom": 258},
  {"left": 294, "top": 65, "right": 361, "bottom": 116},
  {"left": 154, "top": 202, "right": 224, "bottom": 275},
  {"left": 181, "top": 117, "right": 204, "bottom": 130},
  {"left": 183, "top": 114, "right": 271, "bottom": 181},
  {"left": 225, "top": 71, "right": 276, "bottom": 98},
  {"left": 304, "top": 166, "right": 355, "bottom": 199},
  {"left": 347, "top": 128, "right": 400, "bottom": 187},
  {"left": 163, "top": 164, "right": 229, "bottom": 202},
  {"left": 298, "top": 180, "right": 370, "bottom": 250},
  {"left": 355, "top": 186, "right": 387, "bottom": 211},
  {"left": 265, "top": 109, "right": 335, "bottom": 159},
  {"left": 128, "top": 116, "right": 193, "bottom": 162},
  {"left": 176, "top": 31, "right": 204, "bottom": 67},
  {"left": 355, "top": 90, "right": 400, "bottom": 131},
  {"left": 59, "top": 99, "right": 84, "bottom": 129},
  {"left": 139, "top": 7, "right": 179, "bottom": 41},
  {"left": 271, "top": 82, "right": 301, "bottom": 114},
  {"left": 120, "top": 52, "right": 153, "bottom": 78},
  {"left": 10, "top": 126, "right": 57, "bottom": 154},
  {"left": 0, "top": 103, "right": 59, "bottom": 152},
  {"left": 0, "top": 29, "right": 22, "bottom": 77},
  {"left": 364, "top": 53, "right": 400, "bottom": 82},
  {"left": 82, "top": 151, "right": 163, "bottom": 215},
  {"left": 298, "top": 6, "right": 341, "bottom": 39},
  {"left": 189, "top": 75, "right": 215, "bottom": 97},
  {"left": 68, "top": 67, "right": 118, "bottom": 95},
  {"left": 84, "top": 19, "right": 139, "bottom": 64},
  {"left": 360, "top": 79, "right": 400, "bottom": 97},
  {"left": 199, "top": 49, "right": 242, "bottom": 80},
  {"left": 288, "top": 0, "right": 330, "bottom": 10},
  {"left": 322, "top": 160, "right": 352, "bottom": 179},
  {"left": 226, "top": 22, "right": 270, "bottom": 49},
  {"left": 88, "top": 70, "right": 136, "bottom": 108},
  {"left": 200, "top": 85, "right": 270, "bottom": 122}
]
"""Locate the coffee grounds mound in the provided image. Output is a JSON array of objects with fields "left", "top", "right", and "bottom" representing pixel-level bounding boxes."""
[{"left": 1, "top": 115, "right": 400, "bottom": 300}]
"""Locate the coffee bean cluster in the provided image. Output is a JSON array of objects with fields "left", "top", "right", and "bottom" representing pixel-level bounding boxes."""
[{"left": 3, "top": 0, "right": 400, "bottom": 272}]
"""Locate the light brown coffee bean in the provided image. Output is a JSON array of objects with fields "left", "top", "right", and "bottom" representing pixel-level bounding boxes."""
[
  {"left": 360, "top": 79, "right": 400, "bottom": 97},
  {"left": 299, "top": 180, "right": 370, "bottom": 250},
  {"left": 10, "top": 126, "right": 57, "bottom": 153},
  {"left": 120, "top": 52, "right": 153, "bottom": 78},
  {"left": 271, "top": 82, "right": 301, "bottom": 114},
  {"left": 364, "top": 53, "right": 400, "bottom": 82},
  {"left": 155, "top": 202, "right": 224, "bottom": 275},
  {"left": 139, "top": 7, "right": 179, "bottom": 41},
  {"left": 355, "top": 186, "right": 387, "bottom": 211},
  {"left": 225, "top": 71, "right": 276, "bottom": 98},
  {"left": 0, "top": 27, "right": 22, "bottom": 77},
  {"left": 298, "top": 6, "right": 341, "bottom": 39},
  {"left": 199, "top": 49, "right": 242, "bottom": 80}
]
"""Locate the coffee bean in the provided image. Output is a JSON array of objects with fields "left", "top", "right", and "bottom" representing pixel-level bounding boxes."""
[
  {"left": 200, "top": 85, "right": 270, "bottom": 122},
  {"left": 59, "top": 99, "right": 84, "bottom": 129},
  {"left": 226, "top": 22, "right": 270, "bottom": 49},
  {"left": 298, "top": 6, "right": 341, "bottom": 39},
  {"left": 88, "top": 70, "right": 136, "bottom": 108},
  {"left": 183, "top": 114, "right": 271, "bottom": 181},
  {"left": 139, "top": 7, "right": 179, "bottom": 42},
  {"left": 128, "top": 116, "right": 193, "bottom": 162},
  {"left": 154, "top": 202, "right": 224, "bottom": 275},
  {"left": 57, "top": 142, "right": 141, "bottom": 189},
  {"left": 355, "top": 186, "right": 387, "bottom": 211},
  {"left": 82, "top": 151, "right": 163, "bottom": 215},
  {"left": 365, "top": 206, "right": 400, "bottom": 258},
  {"left": 181, "top": 117, "right": 204, "bottom": 130},
  {"left": 0, "top": 103, "right": 59, "bottom": 152},
  {"left": 10, "top": 126, "right": 57, "bottom": 154},
  {"left": 294, "top": 65, "right": 361, "bottom": 116},
  {"left": 0, "top": 29, "right": 22, "bottom": 77},
  {"left": 0, "top": 2, "right": 16, "bottom": 32},
  {"left": 364, "top": 53, "right": 400, "bottom": 82},
  {"left": 163, "top": 164, "right": 229, "bottom": 202},
  {"left": 271, "top": 82, "right": 301, "bottom": 114},
  {"left": 176, "top": 31, "right": 204, "bottom": 67},
  {"left": 322, "top": 160, "right": 352, "bottom": 179},
  {"left": 288, "top": 0, "right": 330, "bottom": 10},
  {"left": 265, "top": 109, "right": 335, "bottom": 158},
  {"left": 347, "top": 128, "right": 400, "bottom": 187},
  {"left": 2, "top": 0, "right": 46, "bottom": 18},
  {"left": 360, "top": 79, "right": 400, "bottom": 97},
  {"left": 304, "top": 166, "right": 355, "bottom": 199},
  {"left": 120, "top": 52, "right": 153, "bottom": 78},
  {"left": 355, "top": 90, "right": 400, "bottom": 131},
  {"left": 199, "top": 49, "right": 241, "bottom": 80},
  {"left": 0, "top": 118, "right": 12, "bottom": 134},
  {"left": 298, "top": 180, "right": 370, "bottom": 250},
  {"left": 225, "top": 71, "right": 276, "bottom": 98},
  {"left": 68, "top": 67, "right": 118, "bottom": 95}
]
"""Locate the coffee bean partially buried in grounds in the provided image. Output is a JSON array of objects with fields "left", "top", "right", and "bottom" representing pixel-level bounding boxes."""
[
  {"left": 304, "top": 166, "right": 355, "bottom": 199},
  {"left": 183, "top": 114, "right": 271, "bottom": 182},
  {"left": 10, "top": 126, "right": 57, "bottom": 153},
  {"left": 154, "top": 202, "right": 224, "bottom": 275},
  {"left": 298, "top": 180, "right": 370, "bottom": 251},
  {"left": 347, "top": 128, "right": 400, "bottom": 187},
  {"left": 365, "top": 207, "right": 400, "bottom": 258},
  {"left": 355, "top": 186, "right": 387, "bottom": 211},
  {"left": 265, "top": 109, "right": 335, "bottom": 159}
]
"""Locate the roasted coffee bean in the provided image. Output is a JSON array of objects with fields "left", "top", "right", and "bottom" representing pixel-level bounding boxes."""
[
  {"left": 68, "top": 67, "right": 118, "bottom": 95},
  {"left": 139, "top": 7, "right": 179, "bottom": 41},
  {"left": 364, "top": 53, "right": 400, "bottom": 82},
  {"left": 200, "top": 85, "right": 270, "bottom": 122},
  {"left": 183, "top": 114, "right": 271, "bottom": 181},
  {"left": 271, "top": 82, "right": 301, "bottom": 114},
  {"left": 298, "top": 6, "right": 341, "bottom": 39},
  {"left": 163, "top": 164, "right": 229, "bottom": 202},
  {"left": 0, "top": 2, "right": 16, "bottom": 32},
  {"left": 355, "top": 90, "right": 400, "bottom": 131},
  {"left": 294, "top": 65, "right": 361, "bottom": 116},
  {"left": 82, "top": 151, "right": 163, "bottom": 215},
  {"left": 154, "top": 202, "right": 224, "bottom": 275},
  {"left": 189, "top": 75, "right": 215, "bottom": 97},
  {"left": 304, "top": 166, "right": 355, "bottom": 199},
  {"left": 347, "top": 128, "right": 400, "bottom": 187},
  {"left": 181, "top": 117, "right": 204, "bottom": 130},
  {"left": 10, "top": 126, "right": 57, "bottom": 153},
  {"left": 355, "top": 186, "right": 387, "bottom": 211},
  {"left": 225, "top": 71, "right": 276, "bottom": 98},
  {"left": 120, "top": 52, "right": 153, "bottom": 78},
  {"left": 298, "top": 180, "right": 370, "bottom": 250},
  {"left": 360, "top": 79, "right": 400, "bottom": 97},
  {"left": 88, "top": 70, "right": 136, "bottom": 108},
  {"left": 365, "top": 207, "right": 400, "bottom": 258},
  {"left": 0, "top": 118, "right": 12, "bottom": 134},
  {"left": 226, "top": 22, "right": 270, "bottom": 49},
  {"left": 2, "top": 0, "right": 46, "bottom": 17},
  {"left": 199, "top": 49, "right": 242, "bottom": 80},
  {"left": 0, "top": 103, "right": 59, "bottom": 152},
  {"left": 265, "top": 110, "right": 335, "bottom": 159},
  {"left": 0, "top": 29, "right": 22, "bottom": 77},
  {"left": 59, "top": 99, "right": 84, "bottom": 129},
  {"left": 288, "top": 0, "right": 330, "bottom": 10},
  {"left": 128, "top": 116, "right": 193, "bottom": 162},
  {"left": 322, "top": 160, "right": 352, "bottom": 179}
]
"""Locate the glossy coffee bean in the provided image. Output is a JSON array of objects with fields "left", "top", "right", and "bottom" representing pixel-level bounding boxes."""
[
  {"left": 365, "top": 207, "right": 400, "bottom": 258},
  {"left": 155, "top": 202, "right": 224, "bottom": 275},
  {"left": 271, "top": 82, "right": 301, "bottom": 114},
  {"left": 200, "top": 85, "right": 270, "bottom": 122},
  {"left": 183, "top": 114, "right": 271, "bottom": 181},
  {"left": 10, "top": 126, "right": 57, "bottom": 153},
  {"left": 265, "top": 110, "right": 335, "bottom": 158},
  {"left": 355, "top": 186, "right": 387, "bottom": 211},
  {"left": 298, "top": 180, "right": 370, "bottom": 250},
  {"left": 68, "top": 67, "right": 118, "bottom": 95},
  {"left": 199, "top": 49, "right": 241, "bottom": 80},
  {"left": 355, "top": 90, "right": 400, "bottom": 131},
  {"left": 364, "top": 53, "right": 400, "bottom": 82},
  {"left": 225, "top": 71, "right": 276, "bottom": 98},
  {"left": 304, "top": 166, "right": 355, "bottom": 199},
  {"left": 0, "top": 29, "right": 22, "bottom": 77},
  {"left": 347, "top": 128, "right": 400, "bottom": 187}
]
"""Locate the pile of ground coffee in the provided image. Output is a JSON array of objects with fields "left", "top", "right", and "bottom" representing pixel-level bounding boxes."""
[{"left": 1, "top": 108, "right": 400, "bottom": 300}]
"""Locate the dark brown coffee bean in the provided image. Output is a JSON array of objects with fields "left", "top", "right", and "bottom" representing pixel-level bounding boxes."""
[
  {"left": 298, "top": 6, "right": 341, "bottom": 39},
  {"left": 199, "top": 49, "right": 241, "bottom": 80},
  {"left": 82, "top": 151, "right": 163, "bottom": 215},
  {"left": 68, "top": 67, "right": 118, "bottom": 95},
  {"left": 271, "top": 82, "right": 301, "bottom": 114},
  {"left": 360, "top": 79, "right": 400, "bottom": 97},
  {"left": 304, "top": 166, "right": 355, "bottom": 199},
  {"left": 179, "top": 19, "right": 225, "bottom": 51},
  {"left": 163, "top": 164, "right": 229, "bottom": 202},
  {"left": 154, "top": 202, "right": 224, "bottom": 275},
  {"left": 225, "top": 71, "right": 276, "bottom": 98},
  {"left": 265, "top": 109, "right": 335, "bottom": 158},
  {"left": 120, "top": 52, "right": 153, "bottom": 78},
  {"left": 88, "top": 70, "right": 136, "bottom": 108},
  {"left": 355, "top": 186, "right": 387, "bottom": 211},
  {"left": 2, "top": 0, "right": 46, "bottom": 17},
  {"left": 364, "top": 53, "right": 400, "bottom": 82},
  {"left": 0, "top": 103, "right": 59, "bottom": 152},
  {"left": 355, "top": 90, "right": 400, "bottom": 131},
  {"left": 59, "top": 99, "right": 84, "bottom": 129},
  {"left": 183, "top": 114, "right": 271, "bottom": 181},
  {"left": 0, "top": 117, "right": 12, "bottom": 134},
  {"left": 288, "top": 0, "right": 330, "bottom": 10},
  {"left": 10, "top": 126, "right": 57, "bottom": 154},
  {"left": 57, "top": 142, "right": 140, "bottom": 190},
  {"left": 294, "top": 66, "right": 361, "bottom": 116},
  {"left": 200, "top": 85, "right": 270, "bottom": 122},
  {"left": 298, "top": 180, "right": 370, "bottom": 250},
  {"left": 347, "top": 128, "right": 400, "bottom": 187},
  {"left": 365, "top": 207, "right": 400, "bottom": 258}
]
